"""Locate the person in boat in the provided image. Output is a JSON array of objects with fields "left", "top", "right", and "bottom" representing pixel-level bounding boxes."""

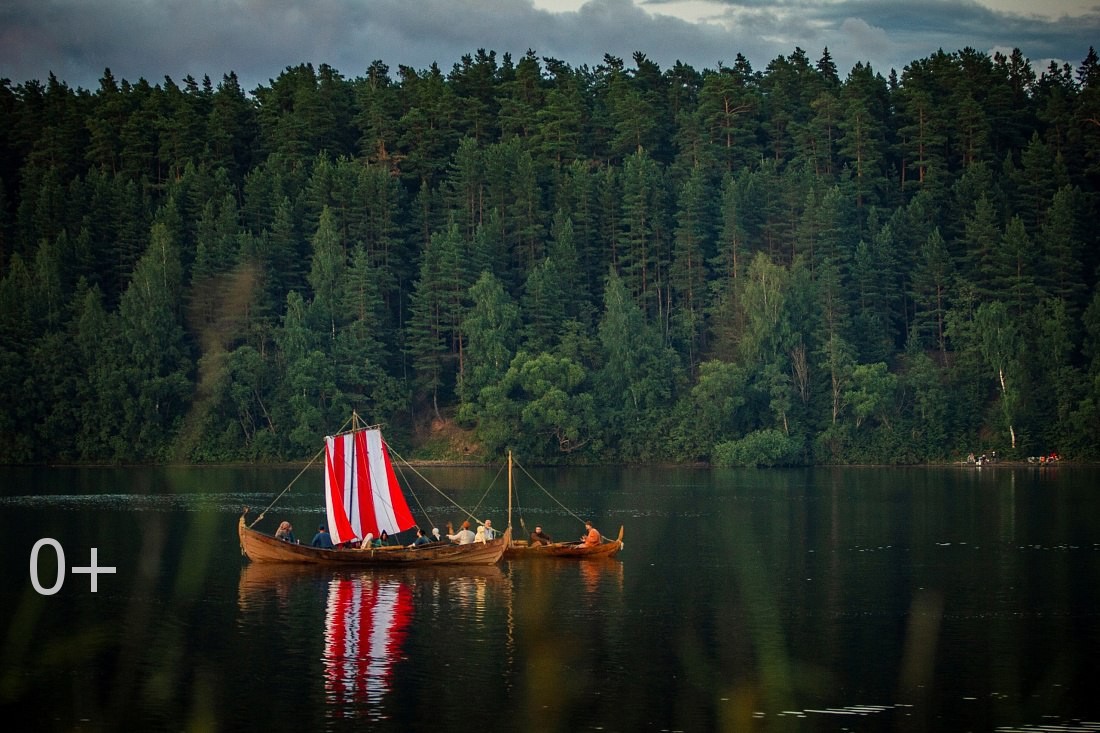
[
  {"left": 377, "top": 530, "right": 390, "bottom": 546},
  {"left": 409, "top": 528, "right": 431, "bottom": 548},
  {"left": 530, "top": 526, "right": 552, "bottom": 546},
  {"left": 431, "top": 527, "right": 442, "bottom": 542},
  {"left": 275, "top": 521, "right": 297, "bottom": 543},
  {"left": 360, "top": 533, "right": 375, "bottom": 549},
  {"left": 311, "top": 524, "right": 335, "bottom": 549},
  {"left": 581, "top": 520, "right": 600, "bottom": 547},
  {"left": 447, "top": 521, "right": 476, "bottom": 545},
  {"left": 475, "top": 520, "right": 496, "bottom": 543}
]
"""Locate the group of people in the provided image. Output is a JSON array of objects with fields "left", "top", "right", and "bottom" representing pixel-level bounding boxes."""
[
  {"left": 278, "top": 517, "right": 604, "bottom": 550},
  {"left": 444, "top": 519, "right": 497, "bottom": 544},
  {"left": 275, "top": 519, "right": 502, "bottom": 549},
  {"left": 528, "top": 520, "right": 602, "bottom": 547},
  {"left": 272, "top": 521, "right": 344, "bottom": 549}
]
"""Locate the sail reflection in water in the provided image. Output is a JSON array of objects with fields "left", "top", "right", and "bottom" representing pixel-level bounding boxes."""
[{"left": 322, "top": 575, "right": 412, "bottom": 719}]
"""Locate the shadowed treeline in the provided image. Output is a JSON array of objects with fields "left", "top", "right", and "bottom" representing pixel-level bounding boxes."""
[{"left": 2, "top": 46, "right": 1100, "bottom": 465}]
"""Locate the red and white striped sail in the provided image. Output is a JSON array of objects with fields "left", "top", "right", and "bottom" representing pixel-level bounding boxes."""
[{"left": 324, "top": 428, "right": 416, "bottom": 545}]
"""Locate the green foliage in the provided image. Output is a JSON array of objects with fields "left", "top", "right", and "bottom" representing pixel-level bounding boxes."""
[
  {"left": 3, "top": 45, "right": 1100, "bottom": 464},
  {"left": 713, "top": 429, "right": 803, "bottom": 467}
]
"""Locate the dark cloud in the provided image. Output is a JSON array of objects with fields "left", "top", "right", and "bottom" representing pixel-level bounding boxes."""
[
  {"left": 643, "top": 0, "right": 1100, "bottom": 74},
  {"left": 1, "top": 0, "right": 1097, "bottom": 92}
]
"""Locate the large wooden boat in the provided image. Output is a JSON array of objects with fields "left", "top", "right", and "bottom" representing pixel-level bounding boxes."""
[
  {"left": 504, "top": 525, "right": 624, "bottom": 560},
  {"left": 239, "top": 515, "right": 510, "bottom": 566},
  {"left": 238, "top": 415, "right": 509, "bottom": 567}
]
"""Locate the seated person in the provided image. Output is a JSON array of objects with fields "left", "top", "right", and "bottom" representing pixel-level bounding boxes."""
[
  {"left": 530, "top": 526, "right": 552, "bottom": 546},
  {"left": 311, "top": 525, "right": 334, "bottom": 548},
  {"left": 581, "top": 520, "right": 600, "bottom": 547},
  {"left": 275, "top": 521, "right": 296, "bottom": 543},
  {"left": 447, "top": 521, "right": 476, "bottom": 544}
]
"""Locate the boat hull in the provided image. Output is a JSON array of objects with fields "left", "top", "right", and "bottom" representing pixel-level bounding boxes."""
[
  {"left": 239, "top": 516, "right": 510, "bottom": 566},
  {"left": 504, "top": 525, "right": 624, "bottom": 559}
]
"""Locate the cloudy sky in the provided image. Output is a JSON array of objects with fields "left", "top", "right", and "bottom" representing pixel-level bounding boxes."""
[{"left": 2, "top": 0, "right": 1098, "bottom": 92}]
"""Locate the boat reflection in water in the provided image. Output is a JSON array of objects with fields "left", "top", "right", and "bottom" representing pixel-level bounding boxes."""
[
  {"left": 578, "top": 557, "right": 623, "bottom": 595},
  {"left": 322, "top": 574, "right": 412, "bottom": 719},
  {"left": 237, "top": 562, "right": 511, "bottom": 723}
]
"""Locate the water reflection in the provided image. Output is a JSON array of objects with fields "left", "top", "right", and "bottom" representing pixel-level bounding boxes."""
[
  {"left": 7, "top": 465, "right": 1099, "bottom": 731},
  {"left": 236, "top": 563, "right": 513, "bottom": 724},
  {"left": 578, "top": 558, "right": 623, "bottom": 595},
  {"left": 322, "top": 574, "right": 412, "bottom": 720}
]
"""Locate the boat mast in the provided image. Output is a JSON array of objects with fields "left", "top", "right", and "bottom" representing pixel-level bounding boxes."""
[{"left": 507, "top": 450, "right": 513, "bottom": 535}]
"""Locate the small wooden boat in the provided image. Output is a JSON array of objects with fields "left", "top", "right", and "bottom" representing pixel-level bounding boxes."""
[
  {"left": 500, "top": 451, "right": 625, "bottom": 560},
  {"left": 505, "top": 525, "right": 624, "bottom": 559},
  {"left": 238, "top": 415, "right": 509, "bottom": 566}
]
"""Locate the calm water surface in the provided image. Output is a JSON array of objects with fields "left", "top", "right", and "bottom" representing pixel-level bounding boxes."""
[{"left": 1, "top": 464, "right": 1098, "bottom": 732}]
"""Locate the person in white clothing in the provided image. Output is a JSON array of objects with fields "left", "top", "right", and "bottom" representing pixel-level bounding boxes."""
[{"left": 447, "top": 521, "right": 476, "bottom": 544}]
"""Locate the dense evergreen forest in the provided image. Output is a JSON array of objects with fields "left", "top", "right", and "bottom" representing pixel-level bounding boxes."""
[{"left": 2, "top": 45, "right": 1100, "bottom": 466}]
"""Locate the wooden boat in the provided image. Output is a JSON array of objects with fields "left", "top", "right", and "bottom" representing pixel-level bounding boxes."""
[
  {"left": 500, "top": 451, "right": 625, "bottom": 560},
  {"left": 239, "top": 516, "right": 509, "bottom": 565},
  {"left": 505, "top": 524, "right": 625, "bottom": 559},
  {"left": 238, "top": 415, "right": 510, "bottom": 566}
]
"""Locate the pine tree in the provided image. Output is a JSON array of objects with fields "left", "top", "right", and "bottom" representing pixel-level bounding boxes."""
[
  {"left": 618, "top": 149, "right": 667, "bottom": 321},
  {"left": 1036, "top": 186, "right": 1086, "bottom": 316},
  {"left": 909, "top": 228, "right": 952, "bottom": 355},
  {"left": 670, "top": 165, "right": 714, "bottom": 370},
  {"left": 114, "top": 222, "right": 194, "bottom": 459},
  {"left": 459, "top": 271, "right": 520, "bottom": 409},
  {"left": 306, "top": 206, "right": 346, "bottom": 342}
]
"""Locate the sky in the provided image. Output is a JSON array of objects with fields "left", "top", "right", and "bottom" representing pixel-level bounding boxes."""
[{"left": 1, "top": 0, "right": 1098, "bottom": 93}]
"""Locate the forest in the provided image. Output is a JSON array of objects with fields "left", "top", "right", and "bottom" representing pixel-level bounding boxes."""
[{"left": 2, "top": 45, "right": 1100, "bottom": 466}]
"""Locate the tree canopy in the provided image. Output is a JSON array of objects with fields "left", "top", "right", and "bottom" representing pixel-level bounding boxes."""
[{"left": 2, "top": 46, "right": 1099, "bottom": 465}]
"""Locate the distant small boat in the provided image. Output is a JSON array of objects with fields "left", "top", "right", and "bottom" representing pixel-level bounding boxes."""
[{"left": 238, "top": 414, "right": 509, "bottom": 566}]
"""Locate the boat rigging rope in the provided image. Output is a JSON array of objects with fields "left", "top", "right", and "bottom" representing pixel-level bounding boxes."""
[
  {"left": 514, "top": 459, "right": 585, "bottom": 521},
  {"left": 386, "top": 446, "right": 501, "bottom": 528},
  {"left": 248, "top": 444, "right": 325, "bottom": 528},
  {"left": 247, "top": 414, "right": 354, "bottom": 529},
  {"left": 465, "top": 463, "right": 505, "bottom": 522},
  {"left": 512, "top": 458, "right": 612, "bottom": 540}
]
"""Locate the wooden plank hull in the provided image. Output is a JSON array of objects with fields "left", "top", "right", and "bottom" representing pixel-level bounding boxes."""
[
  {"left": 239, "top": 516, "right": 510, "bottom": 566},
  {"left": 504, "top": 525, "right": 624, "bottom": 560}
]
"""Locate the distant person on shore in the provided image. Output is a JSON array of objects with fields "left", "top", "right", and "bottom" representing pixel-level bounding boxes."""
[
  {"left": 312, "top": 524, "right": 334, "bottom": 548},
  {"left": 530, "top": 526, "right": 552, "bottom": 546}
]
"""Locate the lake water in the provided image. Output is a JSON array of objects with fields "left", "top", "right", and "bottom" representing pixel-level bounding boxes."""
[{"left": 1, "top": 463, "right": 1098, "bottom": 732}]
